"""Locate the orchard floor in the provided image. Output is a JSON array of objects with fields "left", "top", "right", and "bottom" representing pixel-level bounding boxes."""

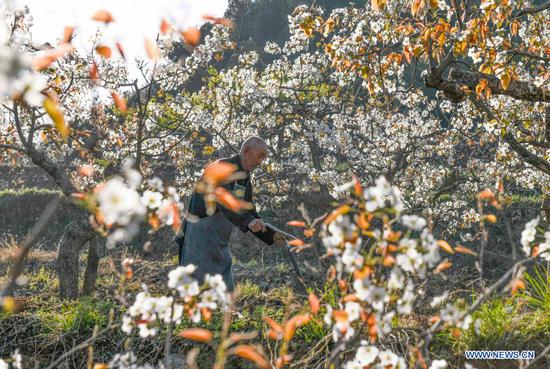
[{"left": 0, "top": 181, "right": 548, "bottom": 368}]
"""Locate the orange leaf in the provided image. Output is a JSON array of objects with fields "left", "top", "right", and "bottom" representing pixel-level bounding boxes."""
[
  {"left": 371, "top": 0, "right": 387, "bottom": 11},
  {"left": 92, "top": 364, "right": 109, "bottom": 369},
  {"left": 304, "top": 228, "right": 315, "bottom": 238},
  {"left": 324, "top": 204, "right": 351, "bottom": 225},
  {"left": 178, "top": 328, "right": 213, "bottom": 343},
  {"left": 32, "top": 44, "right": 75, "bottom": 70},
  {"left": 148, "top": 213, "right": 160, "bottom": 230},
  {"left": 203, "top": 161, "right": 237, "bottom": 184},
  {"left": 160, "top": 19, "right": 171, "bottom": 34},
  {"left": 62, "top": 26, "right": 74, "bottom": 44},
  {"left": 92, "top": 10, "right": 115, "bottom": 24},
  {"left": 454, "top": 245, "right": 477, "bottom": 256},
  {"left": 115, "top": 42, "right": 126, "bottom": 60},
  {"left": 478, "top": 189, "right": 495, "bottom": 200},
  {"left": 510, "top": 279, "right": 525, "bottom": 295},
  {"left": 230, "top": 345, "right": 270, "bottom": 369},
  {"left": 111, "top": 91, "right": 127, "bottom": 114},
  {"left": 352, "top": 174, "right": 363, "bottom": 197},
  {"left": 287, "top": 220, "right": 307, "bottom": 228},
  {"left": 90, "top": 62, "right": 99, "bottom": 81},
  {"left": 215, "top": 187, "right": 251, "bottom": 212},
  {"left": 288, "top": 239, "right": 305, "bottom": 247},
  {"left": 435, "top": 261, "right": 452, "bottom": 273},
  {"left": 44, "top": 97, "right": 70, "bottom": 140},
  {"left": 475, "top": 79, "right": 488, "bottom": 96},
  {"left": 95, "top": 45, "right": 112, "bottom": 59},
  {"left": 203, "top": 15, "right": 234, "bottom": 27},
  {"left": 283, "top": 314, "right": 311, "bottom": 341},
  {"left": 308, "top": 293, "right": 320, "bottom": 314},
  {"left": 181, "top": 28, "right": 201, "bottom": 46},
  {"left": 145, "top": 37, "right": 160, "bottom": 61},
  {"left": 170, "top": 203, "right": 181, "bottom": 233},
  {"left": 437, "top": 240, "right": 455, "bottom": 254},
  {"left": 483, "top": 214, "right": 497, "bottom": 223},
  {"left": 263, "top": 317, "right": 283, "bottom": 340}
]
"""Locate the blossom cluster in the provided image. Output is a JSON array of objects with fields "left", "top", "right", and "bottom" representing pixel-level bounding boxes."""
[
  {"left": 83, "top": 161, "right": 182, "bottom": 248},
  {"left": 521, "top": 217, "right": 550, "bottom": 261},
  {"left": 319, "top": 177, "right": 468, "bottom": 369},
  {"left": 122, "top": 265, "right": 229, "bottom": 338},
  {"left": 0, "top": 5, "right": 45, "bottom": 106}
]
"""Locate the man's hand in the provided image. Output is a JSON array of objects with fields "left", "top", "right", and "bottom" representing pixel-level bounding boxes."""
[
  {"left": 248, "top": 218, "right": 266, "bottom": 233},
  {"left": 273, "top": 232, "right": 286, "bottom": 246}
]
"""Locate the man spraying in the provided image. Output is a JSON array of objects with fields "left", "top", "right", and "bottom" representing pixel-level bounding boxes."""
[{"left": 177, "top": 136, "right": 285, "bottom": 292}]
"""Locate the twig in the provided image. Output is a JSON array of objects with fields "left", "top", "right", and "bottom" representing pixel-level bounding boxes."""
[
  {"left": 524, "top": 343, "right": 550, "bottom": 369},
  {"left": 1, "top": 197, "right": 60, "bottom": 298},
  {"left": 43, "top": 322, "right": 117, "bottom": 369}
]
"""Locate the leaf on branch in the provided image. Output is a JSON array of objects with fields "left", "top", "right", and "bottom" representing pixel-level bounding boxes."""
[
  {"left": 95, "top": 45, "right": 112, "bottom": 59},
  {"left": 230, "top": 345, "right": 270, "bottom": 369},
  {"left": 110, "top": 91, "right": 127, "bottom": 114},
  {"left": 160, "top": 18, "right": 172, "bottom": 34},
  {"left": 478, "top": 189, "right": 495, "bottom": 200},
  {"left": 411, "top": 0, "right": 426, "bottom": 17},
  {"left": 90, "top": 62, "right": 99, "bottom": 81},
  {"left": 214, "top": 187, "right": 252, "bottom": 212},
  {"left": 178, "top": 328, "right": 213, "bottom": 343},
  {"left": 62, "top": 26, "right": 74, "bottom": 44},
  {"left": 483, "top": 214, "right": 497, "bottom": 223},
  {"left": 437, "top": 240, "right": 455, "bottom": 254},
  {"left": 181, "top": 28, "right": 201, "bottom": 46},
  {"left": 454, "top": 245, "right": 477, "bottom": 256},
  {"left": 92, "top": 10, "right": 115, "bottom": 24},
  {"left": 308, "top": 292, "right": 320, "bottom": 314},
  {"left": 115, "top": 42, "right": 126, "bottom": 60},
  {"left": 44, "top": 97, "right": 70, "bottom": 140},
  {"left": 287, "top": 220, "right": 307, "bottom": 227},
  {"left": 371, "top": 0, "right": 387, "bottom": 11},
  {"left": 288, "top": 239, "right": 305, "bottom": 247},
  {"left": 475, "top": 79, "right": 488, "bottom": 96},
  {"left": 499, "top": 72, "right": 512, "bottom": 90},
  {"left": 283, "top": 314, "right": 311, "bottom": 341},
  {"left": 203, "top": 161, "right": 238, "bottom": 184},
  {"left": 435, "top": 260, "right": 452, "bottom": 273},
  {"left": 203, "top": 15, "right": 234, "bottom": 27},
  {"left": 32, "top": 43, "right": 75, "bottom": 71},
  {"left": 324, "top": 204, "right": 351, "bottom": 224},
  {"left": 144, "top": 37, "right": 160, "bottom": 61}
]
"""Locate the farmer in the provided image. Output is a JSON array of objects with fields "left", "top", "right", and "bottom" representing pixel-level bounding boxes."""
[{"left": 177, "top": 136, "right": 285, "bottom": 292}]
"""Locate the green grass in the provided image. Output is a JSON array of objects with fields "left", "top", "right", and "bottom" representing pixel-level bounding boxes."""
[
  {"left": 0, "top": 187, "right": 60, "bottom": 198},
  {"left": 37, "top": 297, "right": 116, "bottom": 335},
  {"left": 435, "top": 278, "right": 550, "bottom": 355},
  {"left": 519, "top": 265, "right": 550, "bottom": 312}
]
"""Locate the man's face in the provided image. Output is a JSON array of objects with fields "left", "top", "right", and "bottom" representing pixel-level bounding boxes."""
[{"left": 242, "top": 145, "right": 267, "bottom": 172}]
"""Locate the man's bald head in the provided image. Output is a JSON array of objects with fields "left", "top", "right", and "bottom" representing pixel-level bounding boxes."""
[
  {"left": 240, "top": 136, "right": 267, "bottom": 153},
  {"left": 240, "top": 136, "right": 268, "bottom": 172}
]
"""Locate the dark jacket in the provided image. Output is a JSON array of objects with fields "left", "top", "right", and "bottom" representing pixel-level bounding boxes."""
[{"left": 177, "top": 155, "right": 275, "bottom": 262}]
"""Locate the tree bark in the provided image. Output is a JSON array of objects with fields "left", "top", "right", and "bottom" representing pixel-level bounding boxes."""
[
  {"left": 57, "top": 219, "right": 96, "bottom": 299},
  {"left": 82, "top": 237, "right": 104, "bottom": 296}
]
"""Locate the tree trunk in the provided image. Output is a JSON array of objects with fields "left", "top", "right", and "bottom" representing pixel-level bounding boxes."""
[
  {"left": 82, "top": 237, "right": 104, "bottom": 296},
  {"left": 57, "top": 220, "right": 95, "bottom": 299}
]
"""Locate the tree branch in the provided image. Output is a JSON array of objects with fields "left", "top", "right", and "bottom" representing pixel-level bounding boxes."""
[
  {"left": 451, "top": 68, "right": 550, "bottom": 103},
  {"left": 513, "top": 1, "right": 550, "bottom": 18}
]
